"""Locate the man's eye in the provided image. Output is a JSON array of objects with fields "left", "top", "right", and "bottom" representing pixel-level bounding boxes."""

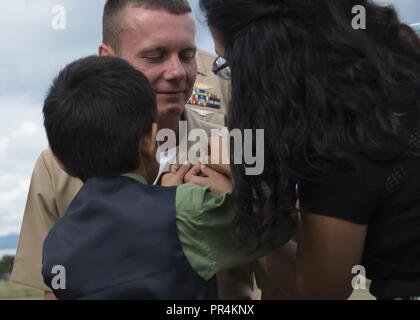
[
  {"left": 180, "top": 50, "right": 196, "bottom": 62},
  {"left": 143, "top": 53, "right": 165, "bottom": 62}
]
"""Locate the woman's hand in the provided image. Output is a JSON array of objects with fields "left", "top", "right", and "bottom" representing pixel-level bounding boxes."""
[
  {"left": 185, "top": 163, "right": 233, "bottom": 194},
  {"left": 161, "top": 162, "right": 192, "bottom": 186},
  {"left": 202, "top": 136, "right": 232, "bottom": 178},
  {"left": 203, "top": 160, "right": 232, "bottom": 178}
]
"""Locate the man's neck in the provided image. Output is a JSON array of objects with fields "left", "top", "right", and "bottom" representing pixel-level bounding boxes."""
[{"left": 158, "top": 115, "right": 185, "bottom": 147}]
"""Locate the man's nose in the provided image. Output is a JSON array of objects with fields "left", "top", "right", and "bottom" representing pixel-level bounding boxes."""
[{"left": 163, "top": 56, "right": 187, "bottom": 82}]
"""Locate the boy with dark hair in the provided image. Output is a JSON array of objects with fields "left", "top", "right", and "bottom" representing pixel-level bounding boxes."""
[
  {"left": 41, "top": 56, "right": 297, "bottom": 299},
  {"left": 43, "top": 55, "right": 158, "bottom": 183}
]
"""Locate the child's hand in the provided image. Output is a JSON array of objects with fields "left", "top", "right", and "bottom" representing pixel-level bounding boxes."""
[
  {"left": 185, "top": 163, "right": 233, "bottom": 194},
  {"left": 161, "top": 162, "right": 192, "bottom": 186}
]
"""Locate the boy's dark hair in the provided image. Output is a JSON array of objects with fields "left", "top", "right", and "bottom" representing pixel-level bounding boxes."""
[
  {"left": 43, "top": 55, "right": 157, "bottom": 182},
  {"left": 103, "top": 0, "right": 192, "bottom": 52}
]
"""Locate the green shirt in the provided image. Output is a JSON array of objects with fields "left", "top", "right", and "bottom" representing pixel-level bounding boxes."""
[{"left": 123, "top": 173, "right": 298, "bottom": 281}]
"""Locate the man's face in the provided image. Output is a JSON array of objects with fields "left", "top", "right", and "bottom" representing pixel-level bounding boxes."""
[{"left": 112, "top": 6, "right": 197, "bottom": 132}]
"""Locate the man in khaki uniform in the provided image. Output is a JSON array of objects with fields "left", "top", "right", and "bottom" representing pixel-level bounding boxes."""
[{"left": 12, "top": 0, "right": 257, "bottom": 299}]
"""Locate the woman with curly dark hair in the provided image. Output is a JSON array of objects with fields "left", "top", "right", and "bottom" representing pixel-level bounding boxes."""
[{"left": 199, "top": 0, "right": 420, "bottom": 299}]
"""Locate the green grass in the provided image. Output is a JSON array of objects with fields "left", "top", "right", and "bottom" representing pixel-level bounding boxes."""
[
  {"left": 0, "top": 281, "right": 43, "bottom": 300},
  {"left": 0, "top": 279, "right": 375, "bottom": 300}
]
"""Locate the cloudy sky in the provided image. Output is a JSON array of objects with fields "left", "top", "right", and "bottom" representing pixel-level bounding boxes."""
[{"left": 0, "top": 0, "right": 419, "bottom": 237}]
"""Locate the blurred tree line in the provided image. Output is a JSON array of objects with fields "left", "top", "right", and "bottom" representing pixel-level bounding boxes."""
[{"left": 0, "top": 256, "right": 14, "bottom": 281}]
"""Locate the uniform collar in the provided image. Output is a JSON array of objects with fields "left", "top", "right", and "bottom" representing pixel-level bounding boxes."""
[
  {"left": 197, "top": 63, "right": 207, "bottom": 77},
  {"left": 196, "top": 50, "right": 208, "bottom": 77},
  {"left": 121, "top": 173, "right": 147, "bottom": 184}
]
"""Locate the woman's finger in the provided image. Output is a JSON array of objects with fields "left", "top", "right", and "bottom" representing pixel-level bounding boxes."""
[
  {"left": 173, "top": 162, "right": 192, "bottom": 179},
  {"left": 170, "top": 165, "right": 178, "bottom": 174},
  {"left": 185, "top": 171, "right": 210, "bottom": 186},
  {"left": 186, "top": 163, "right": 202, "bottom": 176},
  {"left": 200, "top": 164, "right": 219, "bottom": 178}
]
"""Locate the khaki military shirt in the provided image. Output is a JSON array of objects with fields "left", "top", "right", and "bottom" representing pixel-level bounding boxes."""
[
  {"left": 12, "top": 49, "right": 256, "bottom": 299},
  {"left": 186, "top": 49, "right": 230, "bottom": 127}
]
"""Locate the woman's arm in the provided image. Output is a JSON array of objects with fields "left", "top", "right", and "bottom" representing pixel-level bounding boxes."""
[
  {"left": 44, "top": 291, "right": 57, "bottom": 300},
  {"left": 259, "top": 240, "right": 300, "bottom": 299},
  {"left": 263, "top": 213, "right": 367, "bottom": 300},
  {"left": 298, "top": 213, "right": 367, "bottom": 299}
]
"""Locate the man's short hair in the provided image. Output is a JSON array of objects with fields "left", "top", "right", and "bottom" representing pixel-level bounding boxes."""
[
  {"left": 43, "top": 56, "right": 157, "bottom": 182},
  {"left": 103, "top": 0, "right": 192, "bottom": 52}
]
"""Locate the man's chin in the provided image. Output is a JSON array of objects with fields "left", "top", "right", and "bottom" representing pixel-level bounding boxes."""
[{"left": 158, "top": 104, "right": 185, "bottom": 117}]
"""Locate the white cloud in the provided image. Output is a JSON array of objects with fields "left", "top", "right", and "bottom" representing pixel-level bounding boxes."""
[
  {"left": 0, "top": 98, "right": 46, "bottom": 161},
  {"left": 0, "top": 119, "right": 43, "bottom": 159},
  {"left": 0, "top": 174, "right": 31, "bottom": 236},
  {"left": 0, "top": 176, "right": 29, "bottom": 203},
  {"left": 0, "top": 0, "right": 105, "bottom": 100},
  {"left": 0, "top": 137, "right": 10, "bottom": 158},
  {"left": 0, "top": 97, "right": 47, "bottom": 237},
  {"left": 12, "top": 121, "right": 40, "bottom": 137}
]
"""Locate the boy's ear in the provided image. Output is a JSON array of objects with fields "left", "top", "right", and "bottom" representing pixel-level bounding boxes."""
[
  {"left": 99, "top": 44, "right": 116, "bottom": 57},
  {"left": 140, "top": 123, "right": 158, "bottom": 159}
]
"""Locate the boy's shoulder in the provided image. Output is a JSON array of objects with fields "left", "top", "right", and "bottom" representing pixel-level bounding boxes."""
[
  {"left": 81, "top": 175, "right": 175, "bottom": 195},
  {"left": 48, "top": 176, "right": 180, "bottom": 243},
  {"left": 68, "top": 175, "right": 177, "bottom": 214}
]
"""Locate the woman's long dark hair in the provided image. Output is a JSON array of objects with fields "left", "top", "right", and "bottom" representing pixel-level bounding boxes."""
[{"left": 200, "top": 0, "right": 420, "bottom": 244}]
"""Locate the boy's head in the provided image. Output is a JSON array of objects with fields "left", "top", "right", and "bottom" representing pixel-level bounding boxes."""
[{"left": 43, "top": 55, "right": 158, "bottom": 182}]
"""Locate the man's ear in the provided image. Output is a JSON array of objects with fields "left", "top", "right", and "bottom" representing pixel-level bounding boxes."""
[
  {"left": 140, "top": 123, "right": 158, "bottom": 159},
  {"left": 99, "top": 43, "right": 116, "bottom": 57}
]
